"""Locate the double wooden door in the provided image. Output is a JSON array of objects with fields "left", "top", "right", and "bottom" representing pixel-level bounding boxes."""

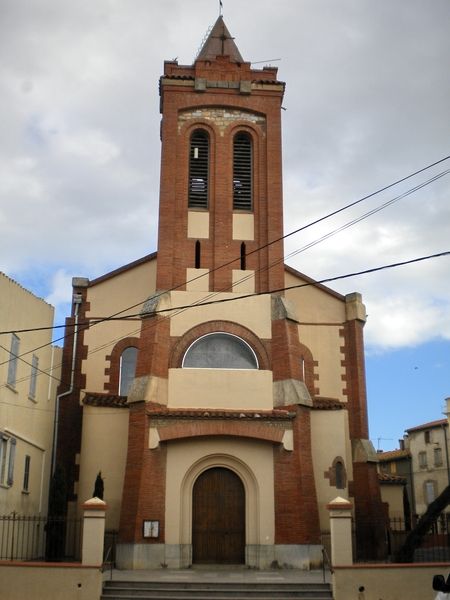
[{"left": 192, "top": 467, "right": 245, "bottom": 564}]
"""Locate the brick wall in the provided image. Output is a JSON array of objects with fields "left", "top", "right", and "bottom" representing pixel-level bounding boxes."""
[{"left": 274, "top": 405, "right": 321, "bottom": 544}]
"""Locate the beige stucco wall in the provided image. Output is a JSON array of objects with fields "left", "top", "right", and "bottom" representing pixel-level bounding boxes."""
[
  {"left": 165, "top": 437, "right": 275, "bottom": 546},
  {"left": 407, "top": 425, "right": 450, "bottom": 515},
  {"left": 82, "top": 259, "right": 156, "bottom": 393},
  {"left": 0, "top": 564, "right": 102, "bottom": 600},
  {"left": 0, "top": 273, "right": 61, "bottom": 516},
  {"left": 284, "top": 271, "right": 347, "bottom": 403},
  {"left": 187, "top": 211, "right": 209, "bottom": 239},
  {"left": 333, "top": 564, "right": 447, "bottom": 600},
  {"left": 232, "top": 213, "right": 254, "bottom": 240},
  {"left": 168, "top": 369, "right": 273, "bottom": 410},
  {"left": 186, "top": 268, "right": 209, "bottom": 292},
  {"left": 310, "top": 409, "right": 353, "bottom": 530},
  {"left": 77, "top": 405, "right": 129, "bottom": 528},
  {"left": 380, "top": 484, "right": 405, "bottom": 519},
  {"left": 169, "top": 291, "right": 272, "bottom": 339}
]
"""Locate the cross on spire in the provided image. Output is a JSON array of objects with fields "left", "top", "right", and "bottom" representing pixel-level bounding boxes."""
[{"left": 196, "top": 15, "right": 244, "bottom": 63}]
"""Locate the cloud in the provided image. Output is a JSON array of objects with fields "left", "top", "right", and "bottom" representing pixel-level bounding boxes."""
[
  {"left": 1, "top": 0, "right": 449, "bottom": 353},
  {"left": 45, "top": 268, "right": 73, "bottom": 307}
]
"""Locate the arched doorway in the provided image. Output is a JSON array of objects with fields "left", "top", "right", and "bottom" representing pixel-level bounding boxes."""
[{"left": 192, "top": 467, "right": 245, "bottom": 564}]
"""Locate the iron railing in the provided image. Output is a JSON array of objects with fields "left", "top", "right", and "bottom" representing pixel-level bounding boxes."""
[
  {"left": 0, "top": 513, "right": 82, "bottom": 562},
  {"left": 388, "top": 514, "right": 450, "bottom": 562}
]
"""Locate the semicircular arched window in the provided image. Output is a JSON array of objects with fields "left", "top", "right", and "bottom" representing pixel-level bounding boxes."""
[{"left": 182, "top": 332, "right": 258, "bottom": 369}]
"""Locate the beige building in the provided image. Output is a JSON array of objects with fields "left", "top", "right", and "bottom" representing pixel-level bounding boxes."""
[
  {"left": 0, "top": 272, "right": 61, "bottom": 515},
  {"left": 405, "top": 416, "right": 450, "bottom": 516}
]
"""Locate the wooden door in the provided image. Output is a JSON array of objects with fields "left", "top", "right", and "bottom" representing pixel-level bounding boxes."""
[{"left": 192, "top": 467, "right": 245, "bottom": 564}]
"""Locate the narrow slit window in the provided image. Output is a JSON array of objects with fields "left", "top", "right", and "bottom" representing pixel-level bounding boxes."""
[
  {"left": 240, "top": 242, "right": 246, "bottom": 270},
  {"left": 23, "top": 455, "right": 31, "bottom": 492},
  {"left": 233, "top": 133, "right": 252, "bottom": 210},
  {"left": 195, "top": 240, "right": 201, "bottom": 269},
  {"left": 188, "top": 130, "right": 209, "bottom": 209}
]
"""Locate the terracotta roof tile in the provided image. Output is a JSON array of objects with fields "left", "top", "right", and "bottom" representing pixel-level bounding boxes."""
[
  {"left": 83, "top": 393, "right": 129, "bottom": 408},
  {"left": 377, "top": 449, "right": 411, "bottom": 461},
  {"left": 146, "top": 404, "right": 295, "bottom": 420},
  {"left": 406, "top": 419, "right": 448, "bottom": 433},
  {"left": 378, "top": 473, "right": 407, "bottom": 484},
  {"left": 312, "top": 397, "right": 345, "bottom": 410}
]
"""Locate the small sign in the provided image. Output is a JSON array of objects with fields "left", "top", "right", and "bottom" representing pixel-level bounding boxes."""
[{"left": 143, "top": 520, "right": 159, "bottom": 538}]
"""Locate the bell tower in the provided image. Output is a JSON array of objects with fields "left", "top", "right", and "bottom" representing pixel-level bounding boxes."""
[{"left": 156, "top": 16, "right": 286, "bottom": 295}]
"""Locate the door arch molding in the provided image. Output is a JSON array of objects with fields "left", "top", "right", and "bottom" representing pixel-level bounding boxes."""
[{"left": 179, "top": 453, "right": 260, "bottom": 561}]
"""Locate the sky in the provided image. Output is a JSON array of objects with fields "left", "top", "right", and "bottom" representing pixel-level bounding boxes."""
[{"left": 0, "top": 0, "right": 449, "bottom": 451}]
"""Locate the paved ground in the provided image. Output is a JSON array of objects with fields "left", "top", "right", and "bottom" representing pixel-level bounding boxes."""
[{"left": 103, "top": 566, "right": 331, "bottom": 584}]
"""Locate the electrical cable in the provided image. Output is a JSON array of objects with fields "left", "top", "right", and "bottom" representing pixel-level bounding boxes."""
[{"left": 1, "top": 249, "right": 448, "bottom": 395}]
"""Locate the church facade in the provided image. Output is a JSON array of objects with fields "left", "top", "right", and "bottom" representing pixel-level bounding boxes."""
[{"left": 56, "top": 17, "right": 385, "bottom": 569}]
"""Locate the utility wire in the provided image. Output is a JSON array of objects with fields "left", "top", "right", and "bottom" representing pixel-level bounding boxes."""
[
  {"left": 1, "top": 249, "right": 448, "bottom": 395},
  {"left": 1, "top": 156, "right": 449, "bottom": 388},
  {"left": 2, "top": 159, "right": 449, "bottom": 339}
]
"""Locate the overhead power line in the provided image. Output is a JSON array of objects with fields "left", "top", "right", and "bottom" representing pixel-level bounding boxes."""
[
  {"left": 2, "top": 158, "right": 449, "bottom": 340},
  {"left": 1, "top": 155, "right": 449, "bottom": 384}
]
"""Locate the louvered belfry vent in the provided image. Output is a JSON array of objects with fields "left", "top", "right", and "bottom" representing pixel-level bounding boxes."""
[
  {"left": 188, "top": 130, "right": 209, "bottom": 209},
  {"left": 233, "top": 133, "right": 252, "bottom": 210}
]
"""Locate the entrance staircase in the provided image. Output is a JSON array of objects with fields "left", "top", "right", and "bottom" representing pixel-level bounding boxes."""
[{"left": 101, "top": 579, "right": 333, "bottom": 599}]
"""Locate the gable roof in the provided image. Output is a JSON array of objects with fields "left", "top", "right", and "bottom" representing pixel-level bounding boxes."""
[
  {"left": 88, "top": 252, "right": 157, "bottom": 287},
  {"left": 284, "top": 264, "right": 346, "bottom": 301}
]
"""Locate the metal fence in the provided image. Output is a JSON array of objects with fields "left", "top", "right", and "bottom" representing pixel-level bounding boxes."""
[
  {"left": 388, "top": 514, "right": 450, "bottom": 562},
  {"left": 0, "top": 513, "right": 82, "bottom": 562}
]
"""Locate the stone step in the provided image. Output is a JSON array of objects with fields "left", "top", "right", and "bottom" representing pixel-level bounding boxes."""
[{"left": 101, "top": 581, "right": 333, "bottom": 600}]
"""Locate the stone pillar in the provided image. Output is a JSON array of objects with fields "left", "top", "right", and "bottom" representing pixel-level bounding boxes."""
[
  {"left": 82, "top": 497, "right": 108, "bottom": 566},
  {"left": 327, "top": 496, "right": 353, "bottom": 566}
]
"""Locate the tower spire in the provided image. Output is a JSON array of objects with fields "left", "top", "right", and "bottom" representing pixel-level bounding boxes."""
[{"left": 196, "top": 15, "right": 244, "bottom": 63}]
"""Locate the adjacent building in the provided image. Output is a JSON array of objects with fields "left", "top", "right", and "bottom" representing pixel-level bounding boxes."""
[
  {"left": 0, "top": 272, "right": 61, "bottom": 516},
  {"left": 405, "top": 417, "right": 450, "bottom": 516},
  {"left": 377, "top": 401, "right": 450, "bottom": 523},
  {"left": 56, "top": 16, "right": 385, "bottom": 569}
]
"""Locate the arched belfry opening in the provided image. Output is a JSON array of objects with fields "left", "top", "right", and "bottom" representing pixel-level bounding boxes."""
[{"left": 192, "top": 467, "right": 245, "bottom": 564}]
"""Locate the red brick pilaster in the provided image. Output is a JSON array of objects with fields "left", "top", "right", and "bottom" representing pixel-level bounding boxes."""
[
  {"left": 119, "top": 405, "right": 167, "bottom": 543},
  {"left": 341, "top": 320, "right": 368, "bottom": 439},
  {"left": 135, "top": 316, "right": 171, "bottom": 379},
  {"left": 342, "top": 318, "right": 386, "bottom": 559},
  {"left": 274, "top": 406, "right": 320, "bottom": 544}
]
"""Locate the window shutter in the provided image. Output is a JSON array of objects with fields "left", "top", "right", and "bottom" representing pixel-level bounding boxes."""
[
  {"left": 233, "top": 133, "right": 252, "bottom": 210},
  {"left": 188, "top": 130, "right": 209, "bottom": 208},
  {"left": 7, "top": 438, "right": 16, "bottom": 486}
]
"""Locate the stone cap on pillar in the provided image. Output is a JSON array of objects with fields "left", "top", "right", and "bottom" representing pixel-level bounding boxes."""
[
  {"left": 326, "top": 496, "right": 352, "bottom": 511},
  {"left": 82, "top": 497, "right": 108, "bottom": 511}
]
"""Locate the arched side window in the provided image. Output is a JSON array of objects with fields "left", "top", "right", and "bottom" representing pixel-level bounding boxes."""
[
  {"left": 182, "top": 332, "right": 258, "bottom": 369},
  {"left": 335, "top": 460, "right": 345, "bottom": 490},
  {"left": 233, "top": 132, "right": 252, "bottom": 211},
  {"left": 119, "top": 347, "right": 138, "bottom": 396},
  {"left": 188, "top": 129, "right": 209, "bottom": 209}
]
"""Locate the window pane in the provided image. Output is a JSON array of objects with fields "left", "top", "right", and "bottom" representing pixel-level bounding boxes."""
[
  {"left": 183, "top": 333, "right": 258, "bottom": 369},
  {"left": 425, "top": 481, "right": 435, "bottom": 504},
  {"left": 119, "top": 347, "right": 138, "bottom": 396}
]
